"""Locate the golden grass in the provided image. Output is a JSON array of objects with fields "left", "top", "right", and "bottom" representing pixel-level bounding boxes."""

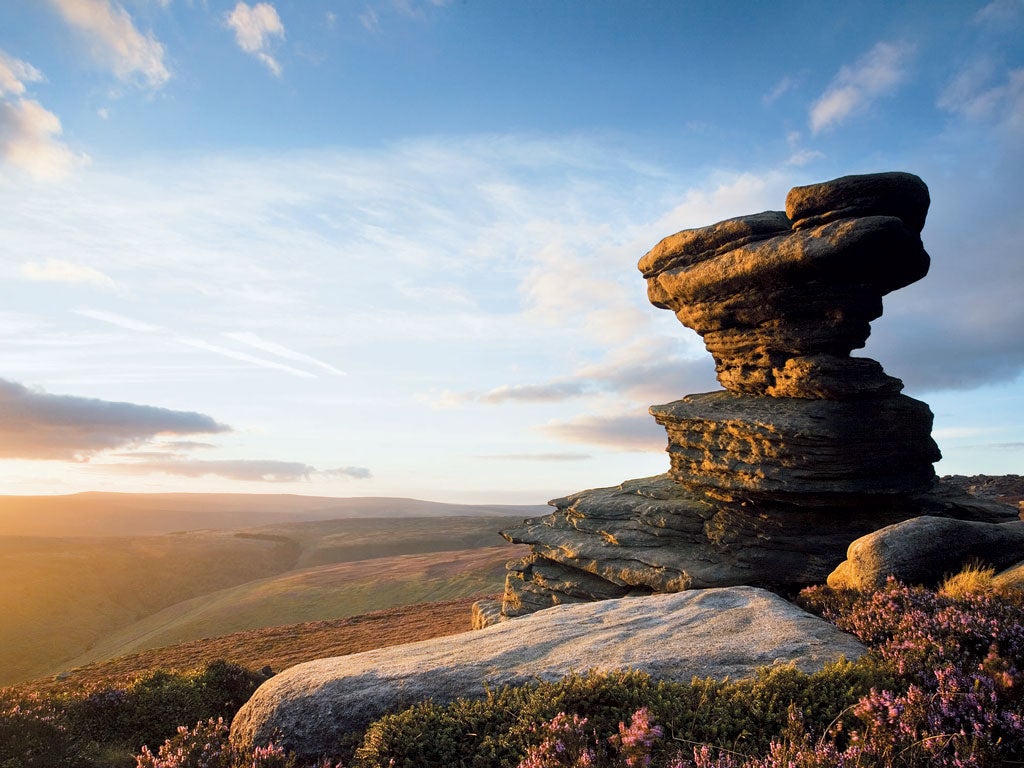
[{"left": 938, "top": 562, "right": 998, "bottom": 599}]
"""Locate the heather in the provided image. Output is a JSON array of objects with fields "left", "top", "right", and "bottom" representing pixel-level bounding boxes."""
[
  {"left": 4, "top": 576, "right": 1023, "bottom": 768},
  {"left": 0, "top": 661, "right": 270, "bottom": 768}
]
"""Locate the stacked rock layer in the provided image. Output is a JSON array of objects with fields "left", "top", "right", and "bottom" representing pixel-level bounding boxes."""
[{"left": 479, "top": 173, "right": 1016, "bottom": 627}]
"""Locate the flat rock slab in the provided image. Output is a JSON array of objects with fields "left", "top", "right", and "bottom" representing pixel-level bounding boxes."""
[{"left": 231, "top": 587, "right": 866, "bottom": 761}]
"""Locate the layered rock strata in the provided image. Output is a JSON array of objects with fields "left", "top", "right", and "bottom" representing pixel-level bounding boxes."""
[{"left": 483, "top": 172, "right": 1016, "bottom": 625}]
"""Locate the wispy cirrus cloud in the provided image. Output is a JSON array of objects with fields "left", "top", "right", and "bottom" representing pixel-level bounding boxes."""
[
  {"left": 111, "top": 457, "right": 371, "bottom": 482},
  {"left": 974, "top": 0, "right": 1024, "bottom": 25},
  {"left": 21, "top": 259, "right": 117, "bottom": 289},
  {"left": 809, "top": 41, "right": 913, "bottom": 134},
  {"left": 938, "top": 60, "right": 1024, "bottom": 132},
  {"left": 0, "top": 377, "right": 229, "bottom": 460},
  {"left": 0, "top": 51, "right": 43, "bottom": 97},
  {"left": 224, "top": 332, "right": 347, "bottom": 376},
  {"left": 74, "top": 308, "right": 341, "bottom": 379},
  {"left": 46, "top": 0, "right": 170, "bottom": 88},
  {"left": 476, "top": 452, "right": 592, "bottom": 462},
  {"left": 226, "top": 1, "right": 285, "bottom": 76}
]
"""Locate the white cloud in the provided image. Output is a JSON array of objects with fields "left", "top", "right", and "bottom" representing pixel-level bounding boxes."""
[
  {"left": 0, "top": 48, "right": 78, "bottom": 180},
  {"left": 0, "top": 98, "right": 79, "bottom": 180},
  {"left": 21, "top": 259, "right": 117, "bottom": 288},
  {"left": 809, "top": 41, "right": 912, "bottom": 134},
  {"left": 786, "top": 148, "right": 824, "bottom": 166},
  {"left": 939, "top": 62, "right": 1024, "bottom": 133},
  {"left": 360, "top": 8, "right": 380, "bottom": 32},
  {"left": 0, "top": 51, "right": 44, "bottom": 97},
  {"left": 974, "top": 0, "right": 1024, "bottom": 25},
  {"left": 763, "top": 75, "right": 796, "bottom": 105},
  {"left": 478, "top": 381, "right": 591, "bottom": 404},
  {"left": 226, "top": 2, "right": 285, "bottom": 76},
  {"left": 47, "top": 0, "right": 170, "bottom": 88}
]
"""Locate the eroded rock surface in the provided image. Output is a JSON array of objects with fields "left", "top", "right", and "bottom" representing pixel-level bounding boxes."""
[
  {"left": 497, "top": 476, "right": 1014, "bottom": 614},
  {"left": 639, "top": 172, "right": 929, "bottom": 399},
  {"left": 651, "top": 391, "right": 939, "bottom": 501},
  {"left": 232, "top": 588, "right": 866, "bottom": 760}
]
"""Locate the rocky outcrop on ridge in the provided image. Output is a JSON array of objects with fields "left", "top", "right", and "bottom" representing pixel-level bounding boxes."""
[
  {"left": 231, "top": 587, "right": 866, "bottom": 760},
  {"left": 486, "top": 172, "right": 1017, "bottom": 624}
]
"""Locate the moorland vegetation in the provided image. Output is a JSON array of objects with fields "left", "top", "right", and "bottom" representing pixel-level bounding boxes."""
[
  {"left": 3, "top": 567, "right": 1022, "bottom": 768},
  {"left": 0, "top": 514, "right": 526, "bottom": 685}
]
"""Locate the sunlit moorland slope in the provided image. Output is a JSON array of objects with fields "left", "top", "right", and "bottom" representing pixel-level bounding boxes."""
[
  {"left": 61, "top": 545, "right": 519, "bottom": 670},
  {"left": 0, "top": 505, "right": 532, "bottom": 686}
]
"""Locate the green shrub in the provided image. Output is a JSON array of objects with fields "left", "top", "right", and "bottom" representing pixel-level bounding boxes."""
[
  {"left": 352, "top": 660, "right": 894, "bottom": 768},
  {"left": 0, "top": 660, "right": 272, "bottom": 768}
]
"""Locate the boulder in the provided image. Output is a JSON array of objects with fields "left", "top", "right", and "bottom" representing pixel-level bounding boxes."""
[
  {"left": 231, "top": 588, "right": 866, "bottom": 761},
  {"left": 827, "top": 516, "right": 1024, "bottom": 591},
  {"left": 995, "top": 561, "right": 1024, "bottom": 591}
]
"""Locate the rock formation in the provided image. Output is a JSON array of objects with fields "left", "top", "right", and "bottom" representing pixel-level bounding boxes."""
[
  {"left": 231, "top": 587, "right": 866, "bottom": 761},
  {"left": 482, "top": 172, "right": 1017, "bottom": 624}
]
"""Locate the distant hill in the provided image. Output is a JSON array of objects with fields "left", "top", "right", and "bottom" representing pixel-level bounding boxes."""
[
  {"left": 0, "top": 514, "right": 529, "bottom": 686},
  {"left": 0, "top": 492, "right": 548, "bottom": 537}
]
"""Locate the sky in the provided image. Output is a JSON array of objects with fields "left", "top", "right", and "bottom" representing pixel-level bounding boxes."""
[{"left": 0, "top": 0, "right": 1021, "bottom": 504}]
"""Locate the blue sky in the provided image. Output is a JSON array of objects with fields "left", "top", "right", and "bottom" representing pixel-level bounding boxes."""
[{"left": 0, "top": 0, "right": 1021, "bottom": 503}]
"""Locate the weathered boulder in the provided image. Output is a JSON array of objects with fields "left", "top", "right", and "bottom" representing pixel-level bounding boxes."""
[
  {"left": 942, "top": 474, "right": 1024, "bottom": 511},
  {"left": 827, "top": 516, "right": 1024, "bottom": 591},
  {"left": 231, "top": 587, "right": 866, "bottom": 761},
  {"left": 995, "top": 561, "right": 1024, "bottom": 591}
]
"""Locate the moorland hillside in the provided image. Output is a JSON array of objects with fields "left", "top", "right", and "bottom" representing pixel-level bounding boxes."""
[{"left": 0, "top": 510, "right": 528, "bottom": 685}]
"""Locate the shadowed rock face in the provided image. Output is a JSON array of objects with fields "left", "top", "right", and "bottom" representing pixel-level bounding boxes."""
[{"left": 486, "top": 172, "right": 1017, "bottom": 623}]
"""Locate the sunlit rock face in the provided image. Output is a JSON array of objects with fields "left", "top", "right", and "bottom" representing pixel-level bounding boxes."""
[{"left": 482, "top": 173, "right": 1017, "bottom": 625}]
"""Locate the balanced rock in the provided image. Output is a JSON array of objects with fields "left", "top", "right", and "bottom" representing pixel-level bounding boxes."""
[
  {"left": 489, "top": 172, "right": 1017, "bottom": 625},
  {"left": 827, "top": 516, "right": 1024, "bottom": 591},
  {"left": 232, "top": 588, "right": 866, "bottom": 761},
  {"left": 638, "top": 172, "right": 929, "bottom": 400}
]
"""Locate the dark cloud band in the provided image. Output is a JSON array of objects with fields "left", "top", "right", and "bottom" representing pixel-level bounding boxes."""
[{"left": 0, "top": 378, "right": 230, "bottom": 461}]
